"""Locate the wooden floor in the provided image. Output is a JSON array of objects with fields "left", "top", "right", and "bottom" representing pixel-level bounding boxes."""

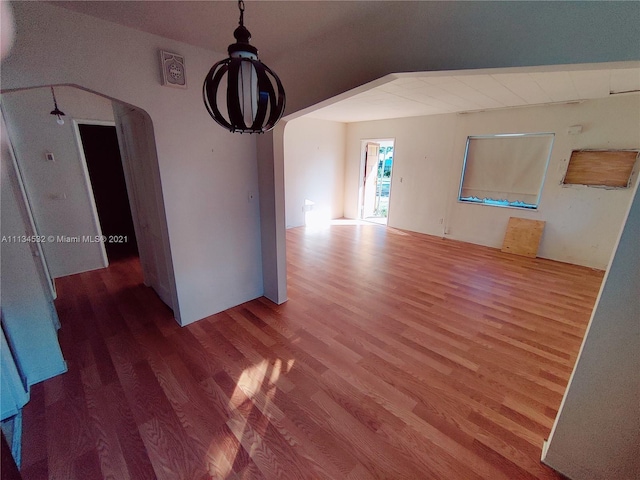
[{"left": 21, "top": 225, "right": 604, "bottom": 480}]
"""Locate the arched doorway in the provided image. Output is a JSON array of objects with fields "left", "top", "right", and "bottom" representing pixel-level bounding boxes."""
[{"left": 1, "top": 85, "right": 177, "bottom": 313}]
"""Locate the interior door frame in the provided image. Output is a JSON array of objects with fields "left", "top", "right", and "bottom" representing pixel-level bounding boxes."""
[
  {"left": 358, "top": 138, "right": 396, "bottom": 221},
  {"left": 72, "top": 118, "right": 115, "bottom": 267}
]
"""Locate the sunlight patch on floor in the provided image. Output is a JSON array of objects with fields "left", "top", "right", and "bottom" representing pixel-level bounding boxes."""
[
  {"left": 330, "top": 218, "right": 381, "bottom": 226},
  {"left": 205, "top": 433, "right": 235, "bottom": 479},
  {"left": 207, "top": 357, "right": 295, "bottom": 474}
]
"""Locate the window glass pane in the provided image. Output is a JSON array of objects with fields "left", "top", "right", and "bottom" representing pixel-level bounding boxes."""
[{"left": 459, "top": 134, "right": 554, "bottom": 209}]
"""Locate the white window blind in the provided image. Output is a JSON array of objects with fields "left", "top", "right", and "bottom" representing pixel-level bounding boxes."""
[{"left": 459, "top": 134, "right": 554, "bottom": 208}]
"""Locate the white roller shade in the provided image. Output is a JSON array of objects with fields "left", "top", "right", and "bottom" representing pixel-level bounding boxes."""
[{"left": 460, "top": 134, "right": 554, "bottom": 206}]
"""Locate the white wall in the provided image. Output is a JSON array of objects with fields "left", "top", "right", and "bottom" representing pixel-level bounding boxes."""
[
  {"left": 345, "top": 115, "right": 459, "bottom": 231},
  {"left": 257, "top": 127, "right": 287, "bottom": 304},
  {"left": 345, "top": 94, "right": 640, "bottom": 269},
  {"left": 1, "top": 116, "right": 67, "bottom": 387},
  {"left": 542, "top": 182, "right": 640, "bottom": 480},
  {"left": 2, "top": 86, "right": 113, "bottom": 278},
  {"left": 284, "top": 118, "right": 346, "bottom": 228},
  {"left": 2, "top": 2, "right": 264, "bottom": 325}
]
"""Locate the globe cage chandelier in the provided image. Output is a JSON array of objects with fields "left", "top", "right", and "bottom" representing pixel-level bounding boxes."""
[{"left": 203, "top": 0, "right": 286, "bottom": 134}]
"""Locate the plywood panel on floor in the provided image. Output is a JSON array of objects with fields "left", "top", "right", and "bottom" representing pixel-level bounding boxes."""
[{"left": 502, "top": 217, "right": 546, "bottom": 258}]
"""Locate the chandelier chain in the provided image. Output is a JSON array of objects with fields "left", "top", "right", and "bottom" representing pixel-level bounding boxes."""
[{"left": 238, "top": 0, "right": 245, "bottom": 26}]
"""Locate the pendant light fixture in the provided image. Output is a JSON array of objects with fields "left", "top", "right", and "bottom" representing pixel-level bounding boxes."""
[
  {"left": 49, "top": 86, "right": 66, "bottom": 125},
  {"left": 203, "top": 0, "right": 285, "bottom": 134}
]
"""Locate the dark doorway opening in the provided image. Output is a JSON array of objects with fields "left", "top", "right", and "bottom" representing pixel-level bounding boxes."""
[{"left": 78, "top": 124, "right": 138, "bottom": 261}]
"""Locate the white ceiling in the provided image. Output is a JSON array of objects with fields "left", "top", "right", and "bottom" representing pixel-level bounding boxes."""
[
  {"left": 305, "top": 65, "right": 640, "bottom": 123},
  {"left": 48, "top": 1, "right": 640, "bottom": 123},
  {"left": 48, "top": 1, "right": 389, "bottom": 60}
]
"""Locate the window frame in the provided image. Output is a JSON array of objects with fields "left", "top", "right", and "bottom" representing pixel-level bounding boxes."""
[{"left": 457, "top": 132, "right": 555, "bottom": 210}]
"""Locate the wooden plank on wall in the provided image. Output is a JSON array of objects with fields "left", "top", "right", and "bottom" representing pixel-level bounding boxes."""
[
  {"left": 563, "top": 150, "right": 638, "bottom": 188},
  {"left": 501, "top": 217, "right": 546, "bottom": 258}
]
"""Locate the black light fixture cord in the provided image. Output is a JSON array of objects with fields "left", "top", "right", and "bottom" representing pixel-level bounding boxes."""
[{"left": 50, "top": 86, "right": 59, "bottom": 110}]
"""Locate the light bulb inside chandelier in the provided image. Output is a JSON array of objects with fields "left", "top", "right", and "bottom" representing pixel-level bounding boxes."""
[{"left": 203, "top": 0, "right": 285, "bottom": 134}]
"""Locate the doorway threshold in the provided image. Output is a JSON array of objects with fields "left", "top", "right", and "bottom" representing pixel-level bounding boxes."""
[{"left": 363, "top": 217, "right": 388, "bottom": 225}]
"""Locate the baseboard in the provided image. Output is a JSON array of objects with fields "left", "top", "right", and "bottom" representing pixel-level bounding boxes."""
[{"left": 541, "top": 439, "right": 549, "bottom": 460}]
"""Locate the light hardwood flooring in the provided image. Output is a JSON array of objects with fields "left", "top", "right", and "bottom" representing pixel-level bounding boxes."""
[{"left": 20, "top": 224, "right": 604, "bottom": 479}]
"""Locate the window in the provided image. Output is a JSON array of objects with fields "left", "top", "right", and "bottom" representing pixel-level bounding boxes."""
[{"left": 458, "top": 133, "right": 554, "bottom": 209}]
